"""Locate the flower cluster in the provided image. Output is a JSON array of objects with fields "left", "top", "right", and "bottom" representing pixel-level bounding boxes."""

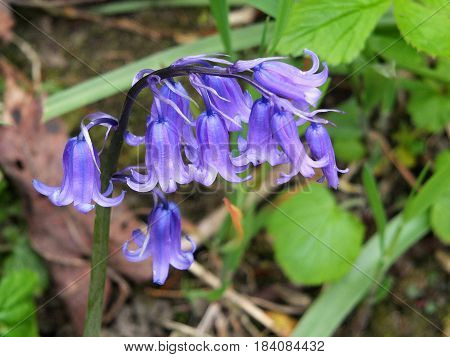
[{"left": 33, "top": 50, "right": 347, "bottom": 285}]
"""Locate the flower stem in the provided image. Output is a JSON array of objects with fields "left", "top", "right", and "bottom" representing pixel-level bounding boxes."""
[{"left": 83, "top": 76, "right": 149, "bottom": 336}]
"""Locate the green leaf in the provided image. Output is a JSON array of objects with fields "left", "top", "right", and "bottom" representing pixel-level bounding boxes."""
[
  {"left": 362, "top": 66, "right": 396, "bottom": 116},
  {"left": 268, "top": 184, "right": 364, "bottom": 285},
  {"left": 404, "top": 164, "right": 450, "bottom": 221},
  {"left": 269, "top": 0, "right": 293, "bottom": 53},
  {"left": 209, "top": 0, "right": 233, "bottom": 54},
  {"left": 0, "top": 270, "right": 39, "bottom": 310},
  {"left": 406, "top": 83, "right": 450, "bottom": 133},
  {"left": 0, "top": 270, "right": 40, "bottom": 337},
  {"left": 368, "top": 34, "right": 450, "bottom": 83},
  {"left": 277, "top": 0, "right": 391, "bottom": 65},
  {"left": 430, "top": 150, "right": 450, "bottom": 243},
  {"left": 3, "top": 238, "right": 49, "bottom": 290},
  {"left": 393, "top": 0, "right": 450, "bottom": 58},
  {"left": 435, "top": 149, "right": 450, "bottom": 172},
  {"left": 44, "top": 23, "right": 267, "bottom": 120},
  {"left": 242, "top": 0, "right": 278, "bottom": 16},
  {"left": 431, "top": 193, "right": 450, "bottom": 243},
  {"left": 362, "top": 165, "right": 387, "bottom": 247},
  {"left": 292, "top": 213, "right": 429, "bottom": 336}
]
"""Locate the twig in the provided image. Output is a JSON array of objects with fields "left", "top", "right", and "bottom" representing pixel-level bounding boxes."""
[
  {"left": 369, "top": 130, "right": 416, "bottom": 187},
  {"left": 11, "top": 34, "right": 42, "bottom": 90},
  {"left": 197, "top": 303, "right": 220, "bottom": 335},
  {"left": 248, "top": 296, "right": 307, "bottom": 315},
  {"left": 188, "top": 261, "right": 282, "bottom": 335},
  {"left": 161, "top": 319, "right": 210, "bottom": 337}
]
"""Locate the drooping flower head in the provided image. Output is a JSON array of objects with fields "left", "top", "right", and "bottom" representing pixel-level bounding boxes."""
[
  {"left": 125, "top": 78, "right": 193, "bottom": 193},
  {"left": 271, "top": 108, "right": 328, "bottom": 184},
  {"left": 230, "top": 50, "right": 328, "bottom": 108},
  {"left": 33, "top": 113, "right": 125, "bottom": 213},
  {"left": 305, "top": 122, "right": 349, "bottom": 189},
  {"left": 201, "top": 72, "right": 252, "bottom": 131},
  {"left": 233, "top": 97, "right": 287, "bottom": 167},
  {"left": 122, "top": 192, "right": 195, "bottom": 285},
  {"left": 187, "top": 74, "right": 251, "bottom": 185}
]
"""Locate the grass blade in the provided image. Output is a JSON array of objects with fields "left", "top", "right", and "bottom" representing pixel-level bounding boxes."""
[
  {"left": 362, "top": 164, "right": 387, "bottom": 251},
  {"left": 291, "top": 213, "right": 429, "bottom": 337},
  {"left": 404, "top": 164, "right": 450, "bottom": 221},
  {"left": 43, "top": 23, "right": 267, "bottom": 120},
  {"left": 269, "top": 0, "right": 293, "bottom": 54},
  {"left": 90, "top": 0, "right": 278, "bottom": 17},
  {"left": 209, "top": 0, "right": 233, "bottom": 55}
]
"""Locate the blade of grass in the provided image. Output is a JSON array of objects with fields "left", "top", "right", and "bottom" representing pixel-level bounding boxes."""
[
  {"left": 209, "top": 0, "right": 233, "bottom": 55},
  {"left": 291, "top": 212, "right": 429, "bottom": 337},
  {"left": 268, "top": 0, "right": 293, "bottom": 54},
  {"left": 404, "top": 164, "right": 450, "bottom": 221},
  {"left": 43, "top": 23, "right": 268, "bottom": 120},
  {"left": 362, "top": 164, "right": 387, "bottom": 253},
  {"left": 90, "top": 0, "right": 278, "bottom": 17}
]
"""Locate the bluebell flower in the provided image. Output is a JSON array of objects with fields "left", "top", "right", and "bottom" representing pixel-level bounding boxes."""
[
  {"left": 125, "top": 79, "right": 194, "bottom": 193},
  {"left": 33, "top": 113, "right": 124, "bottom": 213},
  {"left": 33, "top": 136, "right": 125, "bottom": 213},
  {"left": 126, "top": 116, "right": 192, "bottom": 194},
  {"left": 193, "top": 111, "right": 251, "bottom": 186},
  {"left": 305, "top": 123, "right": 348, "bottom": 189},
  {"left": 271, "top": 109, "right": 328, "bottom": 184},
  {"left": 233, "top": 97, "right": 286, "bottom": 166},
  {"left": 122, "top": 194, "right": 195, "bottom": 285},
  {"left": 230, "top": 50, "right": 327, "bottom": 108},
  {"left": 201, "top": 72, "right": 252, "bottom": 132}
]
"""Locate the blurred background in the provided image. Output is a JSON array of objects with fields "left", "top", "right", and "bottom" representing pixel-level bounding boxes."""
[{"left": 0, "top": 0, "right": 448, "bottom": 337}]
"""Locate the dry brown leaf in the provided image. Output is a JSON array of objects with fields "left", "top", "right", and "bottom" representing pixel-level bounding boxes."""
[{"left": 0, "top": 59, "right": 151, "bottom": 334}]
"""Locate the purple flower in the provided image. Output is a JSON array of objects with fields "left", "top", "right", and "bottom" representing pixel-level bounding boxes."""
[
  {"left": 122, "top": 195, "right": 195, "bottom": 285},
  {"left": 193, "top": 111, "right": 250, "bottom": 186},
  {"left": 201, "top": 73, "right": 252, "bottom": 131},
  {"left": 33, "top": 135, "right": 125, "bottom": 213},
  {"left": 126, "top": 78, "right": 194, "bottom": 193},
  {"left": 305, "top": 123, "right": 348, "bottom": 189},
  {"left": 231, "top": 50, "right": 327, "bottom": 108},
  {"left": 271, "top": 109, "right": 328, "bottom": 184},
  {"left": 126, "top": 117, "right": 192, "bottom": 193},
  {"left": 233, "top": 97, "right": 286, "bottom": 166}
]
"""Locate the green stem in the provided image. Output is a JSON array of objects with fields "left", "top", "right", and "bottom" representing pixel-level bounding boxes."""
[{"left": 83, "top": 76, "right": 149, "bottom": 336}]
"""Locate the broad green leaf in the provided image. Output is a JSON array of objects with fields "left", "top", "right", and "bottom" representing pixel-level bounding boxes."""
[
  {"left": 44, "top": 23, "right": 267, "bottom": 120},
  {"left": 431, "top": 193, "right": 450, "bottom": 243},
  {"left": 0, "top": 270, "right": 40, "bottom": 337},
  {"left": 430, "top": 150, "right": 450, "bottom": 243},
  {"left": 368, "top": 34, "right": 450, "bottom": 83},
  {"left": 242, "top": 0, "right": 278, "bottom": 16},
  {"left": 268, "top": 184, "right": 364, "bottom": 285},
  {"left": 209, "top": 0, "right": 233, "bottom": 54},
  {"left": 435, "top": 149, "right": 450, "bottom": 172},
  {"left": 407, "top": 83, "right": 450, "bottom": 133},
  {"left": 277, "top": 0, "right": 391, "bottom": 65},
  {"left": 404, "top": 164, "right": 450, "bottom": 221},
  {"left": 3, "top": 237, "right": 49, "bottom": 289},
  {"left": 269, "top": 0, "right": 293, "bottom": 53},
  {"left": 362, "top": 66, "right": 396, "bottom": 116},
  {"left": 362, "top": 165, "right": 387, "bottom": 247},
  {"left": 0, "top": 270, "right": 39, "bottom": 309},
  {"left": 292, "top": 213, "right": 429, "bottom": 336},
  {"left": 393, "top": 0, "right": 450, "bottom": 58},
  {"left": 327, "top": 98, "right": 366, "bottom": 162}
]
